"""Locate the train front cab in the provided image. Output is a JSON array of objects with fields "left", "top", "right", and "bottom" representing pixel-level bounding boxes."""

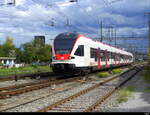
[{"left": 51, "top": 33, "right": 87, "bottom": 75}]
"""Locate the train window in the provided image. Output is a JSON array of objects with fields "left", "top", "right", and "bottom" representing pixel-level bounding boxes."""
[
  {"left": 95, "top": 49, "right": 97, "bottom": 61},
  {"left": 114, "top": 53, "right": 120, "bottom": 61},
  {"left": 120, "top": 54, "right": 124, "bottom": 60},
  {"left": 90, "top": 48, "right": 94, "bottom": 58},
  {"left": 129, "top": 56, "right": 132, "bottom": 61},
  {"left": 90, "top": 48, "right": 97, "bottom": 61},
  {"left": 54, "top": 32, "right": 78, "bottom": 54},
  {"left": 118, "top": 54, "right": 121, "bottom": 61},
  {"left": 111, "top": 52, "right": 115, "bottom": 60},
  {"left": 107, "top": 51, "right": 111, "bottom": 61},
  {"left": 100, "top": 50, "right": 105, "bottom": 61},
  {"left": 74, "top": 45, "right": 84, "bottom": 56}
]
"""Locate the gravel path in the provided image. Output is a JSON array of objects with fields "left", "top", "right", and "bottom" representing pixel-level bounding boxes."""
[{"left": 97, "top": 68, "right": 150, "bottom": 112}]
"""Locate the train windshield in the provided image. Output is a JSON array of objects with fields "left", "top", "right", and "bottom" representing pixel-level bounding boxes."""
[{"left": 54, "top": 33, "right": 78, "bottom": 54}]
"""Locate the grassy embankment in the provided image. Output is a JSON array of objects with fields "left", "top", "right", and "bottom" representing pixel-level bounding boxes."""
[
  {"left": 143, "top": 65, "right": 150, "bottom": 84},
  {"left": 116, "top": 64, "right": 150, "bottom": 104},
  {"left": 143, "top": 65, "right": 150, "bottom": 92},
  {"left": 97, "top": 68, "right": 136, "bottom": 104},
  {"left": 0, "top": 65, "right": 52, "bottom": 77},
  {"left": 116, "top": 86, "right": 135, "bottom": 104}
]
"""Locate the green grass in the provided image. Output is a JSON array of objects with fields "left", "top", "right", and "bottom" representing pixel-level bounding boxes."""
[
  {"left": 0, "top": 65, "right": 52, "bottom": 77},
  {"left": 112, "top": 68, "right": 122, "bottom": 74},
  {"left": 116, "top": 86, "right": 135, "bottom": 104},
  {"left": 97, "top": 72, "right": 110, "bottom": 78},
  {"left": 145, "top": 86, "right": 150, "bottom": 93},
  {"left": 143, "top": 65, "right": 150, "bottom": 84}
]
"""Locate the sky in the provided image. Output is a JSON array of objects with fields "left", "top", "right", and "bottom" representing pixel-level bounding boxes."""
[{"left": 0, "top": 0, "right": 149, "bottom": 52}]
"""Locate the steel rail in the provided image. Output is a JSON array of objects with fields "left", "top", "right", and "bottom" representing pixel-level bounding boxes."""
[
  {"left": 0, "top": 72, "right": 54, "bottom": 82},
  {"left": 0, "top": 76, "right": 83, "bottom": 99}
]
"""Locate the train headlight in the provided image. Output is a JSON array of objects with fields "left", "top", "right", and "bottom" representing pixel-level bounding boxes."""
[
  {"left": 68, "top": 56, "right": 75, "bottom": 59},
  {"left": 52, "top": 56, "right": 56, "bottom": 60}
]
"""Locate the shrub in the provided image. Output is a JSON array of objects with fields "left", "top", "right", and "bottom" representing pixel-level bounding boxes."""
[
  {"left": 112, "top": 69, "right": 122, "bottom": 74},
  {"left": 144, "top": 65, "right": 150, "bottom": 84},
  {"left": 97, "top": 72, "right": 110, "bottom": 77}
]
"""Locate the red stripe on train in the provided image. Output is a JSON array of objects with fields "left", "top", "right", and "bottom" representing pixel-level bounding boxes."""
[
  {"left": 55, "top": 54, "right": 70, "bottom": 60},
  {"left": 105, "top": 49, "right": 108, "bottom": 68},
  {"left": 97, "top": 48, "right": 101, "bottom": 69}
]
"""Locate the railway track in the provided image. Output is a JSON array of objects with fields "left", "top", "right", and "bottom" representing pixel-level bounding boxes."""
[
  {"left": 0, "top": 76, "right": 84, "bottom": 99},
  {"left": 38, "top": 65, "right": 143, "bottom": 112},
  {"left": 0, "top": 72, "right": 54, "bottom": 82},
  {"left": 0, "top": 65, "right": 142, "bottom": 112},
  {"left": 0, "top": 65, "right": 132, "bottom": 99}
]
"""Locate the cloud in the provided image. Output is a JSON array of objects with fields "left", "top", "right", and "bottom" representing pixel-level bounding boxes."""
[{"left": 0, "top": 0, "right": 149, "bottom": 48}]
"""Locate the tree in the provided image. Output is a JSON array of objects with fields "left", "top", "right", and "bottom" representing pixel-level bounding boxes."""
[
  {"left": 1, "top": 36, "right": 16, "bottom": 57},
  {"left": 21, "top": 39, "right": 52, "bottom": 63},
  {"left": 36, "top": 44, "right": 52, "bottom": 62},
  {"left": 15, "top": 48, "right": 24, "bottom": 63},
  {"left": 0, "top": 45, "right": 3, "bottom": 57},
  {"left": 21, "top": 42, "right": 35, "bottom": 63}
]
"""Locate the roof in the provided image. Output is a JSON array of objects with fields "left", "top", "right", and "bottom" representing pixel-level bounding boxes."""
[{"left": 0, "top": 57, "right": 16, "bottom": 60}]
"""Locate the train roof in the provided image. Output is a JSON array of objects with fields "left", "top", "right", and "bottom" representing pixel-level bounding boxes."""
[
  {"left": 55, "top": 32, "right": 78, "bottom": 40},
  {"left": 55, "top": 32, "right": 133, "bottom": 56}
]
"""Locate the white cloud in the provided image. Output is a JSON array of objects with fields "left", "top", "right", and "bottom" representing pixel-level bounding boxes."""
[
  {"left": 117, "top": 27, "right": 148, "bottom": 36},
  {"left": 15, "top": 0, "right": 25, "bottom": 6},
  {"left": 0, "top": 0, "right": 149, "bottom": 46}
]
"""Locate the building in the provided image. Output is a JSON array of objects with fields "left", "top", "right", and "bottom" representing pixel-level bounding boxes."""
[
  {"left": 0, "top": 57, "right": 16, "bottom": 68},
  {"left": 34, "top": 36, "right": 45, "bottom": 47}
]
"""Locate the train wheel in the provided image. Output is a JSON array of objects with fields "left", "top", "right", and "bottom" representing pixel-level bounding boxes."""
[
  {"left": 80, "top": 70, "right": 86, "bottom": 76},
  {"left": 90, "top": 67, "right": 94, "bottom": 73}
]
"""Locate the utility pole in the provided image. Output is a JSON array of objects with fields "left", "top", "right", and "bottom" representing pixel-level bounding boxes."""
[
  {"left": 145, "top": 12, "right": 150, "bottom": 63},
  {"left": 66, "top": 18, "right": 71, "bottom": 32},
  {"left": 114, "top": 28, "right": 116, "bottom": 47},
  {"left": 100, "top": 21, "right": 103, "bottom": 42},
  {"left": 111, "top": 26, "right": 113, "bottom": 42},
  {"left": 148, "top": 15, "right": 150, "bottom": 63},
  {"left": 108, "top": 26, "right": 112, "bottom": 44},
  {"left": 13, "top": 0, "right": 15, "bottom": 6},
  {"left": 106, "top": 27, "right": 109, "bottom": 43},
  {"left": 51, "top": 18, "right": 55, "bottom": 26}
]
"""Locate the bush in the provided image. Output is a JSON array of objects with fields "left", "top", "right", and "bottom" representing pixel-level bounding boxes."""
[
  {"left": 97, "top": 72, "right": 110, "bottom": 77},
  {"left": 112, "top": 69, "right": 122, "bottom": 74},
  {"left": 117, "top": 86, "right": 135, "bottom": 104}
]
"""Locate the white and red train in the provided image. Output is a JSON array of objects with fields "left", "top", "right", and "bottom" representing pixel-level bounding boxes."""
[{"left": 51, "top": 32, "right": 133, "bottom": 75}]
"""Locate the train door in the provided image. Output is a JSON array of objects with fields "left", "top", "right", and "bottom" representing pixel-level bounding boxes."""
[
  {"left": 105, "top": 49, "right": 108, "bottom": 68},
  {"left": 84, "top": 45, "right": 90, "bottom": 67},
  {"left": 119, "top": 53, "right": 121, "bottom": 65},
  {"left": 97, "top": 48, "right": 100, "bottom": 69},
  {"left": 115, "top": 53, "right": 118, "bottom": 66}
]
